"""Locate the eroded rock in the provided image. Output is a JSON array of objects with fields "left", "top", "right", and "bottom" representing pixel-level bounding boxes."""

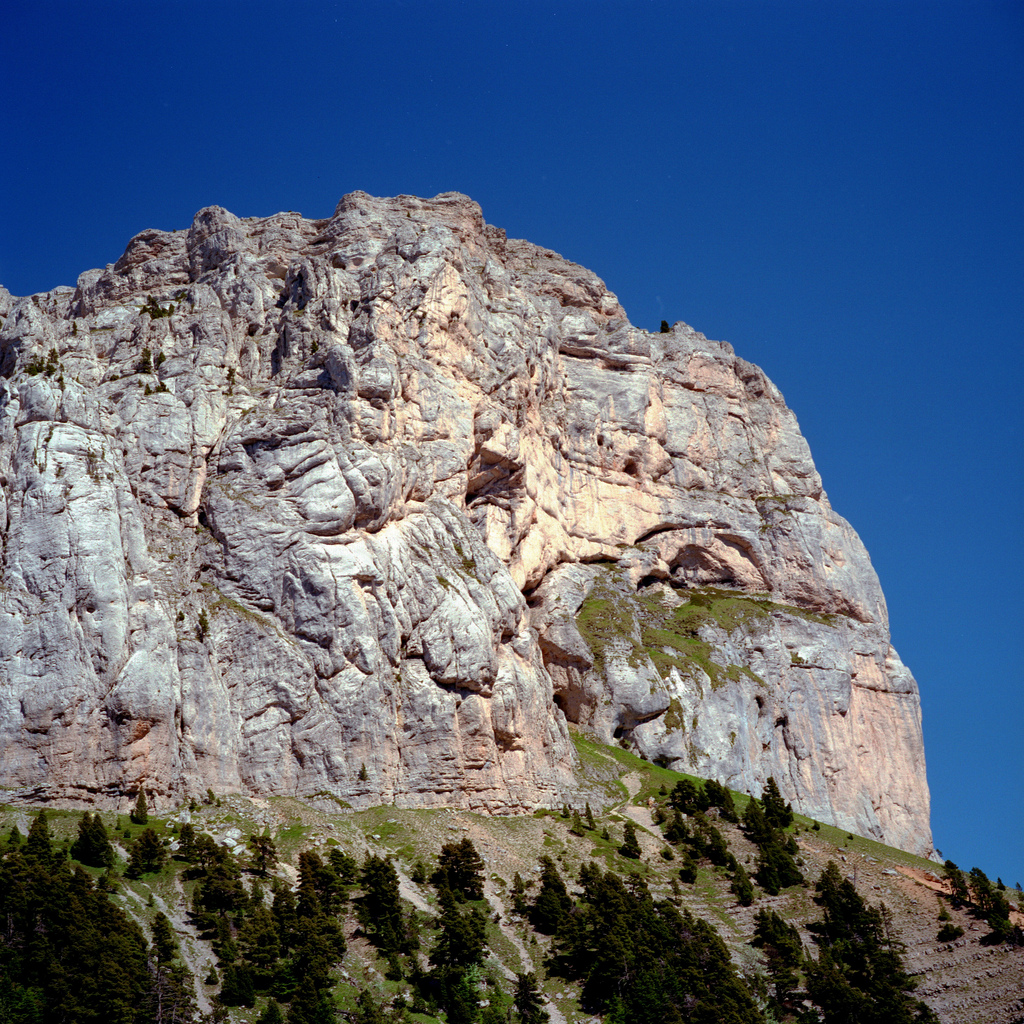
[{"left": 0, "top": 192, "right": 932, "bottom": 854}]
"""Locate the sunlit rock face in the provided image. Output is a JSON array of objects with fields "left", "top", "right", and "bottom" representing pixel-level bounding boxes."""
[{"left": 0, "top": 192, "right": 932, "bottom": 854}]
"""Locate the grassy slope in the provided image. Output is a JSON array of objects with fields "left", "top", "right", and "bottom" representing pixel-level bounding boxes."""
[{"left": 1, "top": 733, "right": 1020, "bottom": 1024}]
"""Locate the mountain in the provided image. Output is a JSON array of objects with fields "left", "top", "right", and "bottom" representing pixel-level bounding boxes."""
[{"left": 0, "top": 191, "right": 931, "bottom": 857}]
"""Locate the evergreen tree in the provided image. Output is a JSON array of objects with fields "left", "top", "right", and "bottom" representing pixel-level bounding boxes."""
[
  {"left": 432, "top": 838, "right": 485, "bottom": 901},
  {"left": 430, "top": 895, "right": 488, "bottom": 972},
  {"left": 258, "top": 999, "right": 285, "bottom": 1024},
  {"left": 287, "top": 976, "right": 337, "bottom": 1024},
  {"left": 943, "top": 860, "right": 969, "bottom": 904},
  {"left": 511, "top": 871, "right": 529, "bottom": 915},
  {"left": 354, "top": 988, "right": 387, "bottom": 1024},
  {"left": 704, "top": 779, "right": 739, "bottom": 822},
  {"left": 23, "top": 809, "right": 54, "bottom": 866},
  {"left": 131, "top": 788, "right": 149, "bottom": 825},
  {"left": 328, "top": 848, "right": 359, "bottom": 886},
  {"left": 619, "top": 820, "right": 642, "bottom": 860},
  {"left": 677, "top": 853, "right": 698, "bottom": 885},
  {"left": 514, "top": 972, "right": 550, "bottom": 1024},
  {"left": 151, "top": 912, "right": 179, "bottom": 966},
  {"left": 751, "top": 909, "right": 803, "bottom": 1015},
  {"left": 71, "top": 812, "right": 115, "bottom": 868},
  {"left": 248, "top": 829, "right": 278, "bottom": 876},
  {"left": 356, "top": 854, "right": 406, "bottom": 954},
  {"left": 0, "top": 819, "right": 158, "bottom": 1023},
  {"left": 530, "top": 856, "right": 572, "bottom": 935},
  {"left": 669, "top": 779, "right": 709, "bottom": 815},
  {"left": 551, "top": 864, "right": 763, "bottom": 1023},
  {"left": 760, "top": 777, "right": 793, "bottom": 830},
  {"left": 237, "top": 904, "right": 282, "bottom": 989},
  {"left": 585, "top": 803, "right": 596, "bottom": 831},
  {"left": 125, "top": 827, "right": 167, "bottom": 878},
  {"left": 220, "top": 963, "right": 256, "bottom": 1006},
  {"left": 742, "top": 794, "right": 802, "bottom": 895},
  {"left": 730, "top": 862, "right": 755, "bottom": 907},
  {"left": 804, "top": 862, "right": 938, "bottom": 1023}
]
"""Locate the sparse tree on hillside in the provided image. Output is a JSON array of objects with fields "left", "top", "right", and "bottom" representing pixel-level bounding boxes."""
[
  {"left": 131, "top": 788, "right": 149, "bottom": 825},
  {"left": 71, "top": 811, "right": 115, "bottom": 868},
  {"left": 760, "top": 777, "right": 793, "bottom": 830},
  {"left": 515, "top": 972, "right": 549, "bottom": 1024},
  {"left": 619, "top": 820, "right": 642, "bottom": 860},
  {"left": 530, "top": 856, "right": 572, "bottom": 935},
  {"left": 248, "top": 829, "right": 278, "bottom": 876},
  {"left": 432, "top": 838, "right": 485, "bottom": 901}
]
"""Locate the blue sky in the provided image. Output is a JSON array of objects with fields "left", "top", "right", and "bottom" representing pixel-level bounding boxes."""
[{"left": 3, "top": 1, "right": 1021, "bottom": 884}]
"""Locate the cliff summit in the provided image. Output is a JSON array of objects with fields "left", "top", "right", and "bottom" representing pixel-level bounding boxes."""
[{"left": 0, "top": 191, "right": 932, "bottom": 856}]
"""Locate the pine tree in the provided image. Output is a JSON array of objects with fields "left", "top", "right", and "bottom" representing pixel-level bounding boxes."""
[
  {"left": 354, "top": 988, "right": 387, "bottom": 1024},
  {"left": 432, "top": 838, "right": 486, "bottom": 901},
  {"left": 752, "top": 908, "right": 803, "bottom": 1014},
  {"left": 704, "top": 779, "right": 739, "bottom": 822},
  {"left": 72, "top": 811, "right": 115, "bottom": 868},
  {"left": 730, "top": 861, "right": 755, "bottom": 906},
  {"left": 125, "top": 827, "right": 167, "bottom": 878},
  {"left": 258, "top": 1000, "right": 285, "bottom": 1024},
  {"left": 248, "top": 829, "right": 278, "bottom": 876},
  {"left": 760, "top": 777, "right": 793, "bottom": 830},
  {"left": 131, "top": 787, "right": 149, "bottom": 825},
  {"left": 585, "top": 803, "right": 595, "bottom": 831},
  {"left": 151, "top": 912, "right": 179, "bottom": 965},
  {"left": 943, "top": 860, "right": 969, "bottom": 904},
  {"left": 430, "top": 897, "right": 488, "bottom": 972},
  {"left": 669, "top": 778, "right": 708, "bottom": 815},
  {"left": 514, "top": 972, "right": 550, "bottom": 1024},
  {"left": 618, "top": 820, "right": 642, "bottom": 860},
  {"left": 356, "top": 854, "right": 406, "bottom": 953},
  {"left": 24, "top": 809, "right": 53, "bottom": 865},
  {"left": 805, "top": 861, "right": 938, "bottom": 1023},
  {"left": 530, "top": 856, "right": 572, "bottom": 934}
]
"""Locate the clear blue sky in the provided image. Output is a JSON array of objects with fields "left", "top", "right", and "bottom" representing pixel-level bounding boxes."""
[{"left": 3, "top": 1, "right": 1021, "bottom": 885}]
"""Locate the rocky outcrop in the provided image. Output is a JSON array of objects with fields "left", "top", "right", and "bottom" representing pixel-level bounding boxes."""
[{"left": 0, "top": 192, "right": 932, "bottom": 854}]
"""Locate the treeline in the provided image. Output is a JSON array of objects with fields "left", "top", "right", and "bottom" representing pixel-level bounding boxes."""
[
  {"left": 0, "top": 811, "right": 194, "bottom": 1023},
  {"left": 644, "top": 776, "right": 940, "bottom": 1023},
  {"left": 6, "top": 778, "right": 1016, "bottom": 1024},
  {"left": 942, "top": 860, "right": 1022, "bottom": 945}
]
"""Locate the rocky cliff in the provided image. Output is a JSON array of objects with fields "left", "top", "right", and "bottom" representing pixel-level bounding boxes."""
[{"left": 0, "top": 192, "right": 932, "bottom": 855}]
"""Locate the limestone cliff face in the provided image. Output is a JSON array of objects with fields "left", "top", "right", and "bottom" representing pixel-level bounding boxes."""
[{"left": 0, "top": 192, "right": 932, "bottom": 854}]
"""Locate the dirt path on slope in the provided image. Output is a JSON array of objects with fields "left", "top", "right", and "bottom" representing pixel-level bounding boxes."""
[
  {"left": 484, "top": 879, "right": 567, "bottom": 1024},
  {"left": 895, "top": 866, "right": 1024, "bottom": 926},
  {"left": 619, "top": 773, "right": 660, "bottom": 838}
]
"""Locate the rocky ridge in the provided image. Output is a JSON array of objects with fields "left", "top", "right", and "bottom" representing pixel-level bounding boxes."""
[{"left": 0, "top": 191, "right": 932, "bottom": 856}]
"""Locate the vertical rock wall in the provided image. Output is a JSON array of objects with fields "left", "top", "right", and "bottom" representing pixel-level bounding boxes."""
[{"left": 0, "top": 192, "right": 932, "bottom": 854}]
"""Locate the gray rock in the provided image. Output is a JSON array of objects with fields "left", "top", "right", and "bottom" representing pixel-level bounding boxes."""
[{"left": 0, "top": 192, "right": 932, "bottom": 855}]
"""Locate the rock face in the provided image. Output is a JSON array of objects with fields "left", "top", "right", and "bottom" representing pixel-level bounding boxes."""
[{"left": 0, "top": 192, "right": 932, "bottom": 854}]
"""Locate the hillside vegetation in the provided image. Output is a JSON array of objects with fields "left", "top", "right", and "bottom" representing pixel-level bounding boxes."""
[{"left": 0, "top": 733, "right": 1019, "bottom": 1024}]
